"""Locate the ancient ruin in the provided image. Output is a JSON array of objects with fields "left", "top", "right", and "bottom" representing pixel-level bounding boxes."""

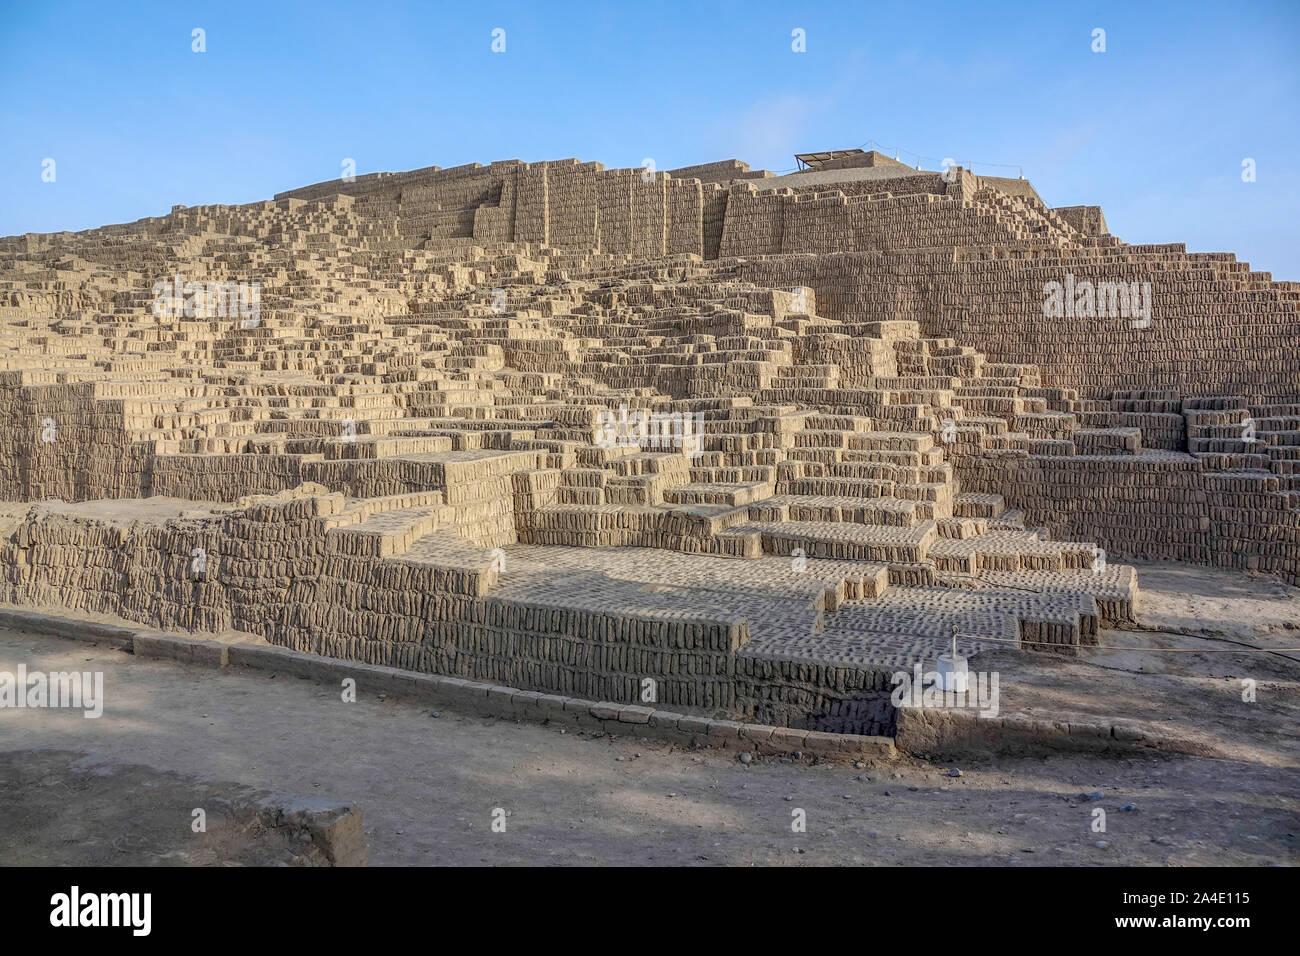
[{"left": 2, "top": 148, "right": 1297, "bottom": 734}]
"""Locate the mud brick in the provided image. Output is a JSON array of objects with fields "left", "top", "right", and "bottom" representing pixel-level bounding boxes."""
[{"left": 0, "top": 146, "right": 1293, "bottom": 748}]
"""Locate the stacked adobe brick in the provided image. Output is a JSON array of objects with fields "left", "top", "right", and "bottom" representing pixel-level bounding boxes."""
[{"left": 0, "top": 150, "right": 1294, "bottom": 733}]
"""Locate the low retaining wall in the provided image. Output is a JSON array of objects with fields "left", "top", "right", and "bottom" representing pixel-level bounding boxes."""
[
  {"left": 894, "top": 703, "right": 1220, "bottom": 760},
  {"left": 0, "top": 608, "right": 897, "bottom": 761},
  {"left": 2, "top": 608, "right": 1203, "bottom": 762}
]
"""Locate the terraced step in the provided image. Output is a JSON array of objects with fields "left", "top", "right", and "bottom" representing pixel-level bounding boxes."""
[
  {"left": 953, "top": 492, "right": 1005, "bottom": 519},
  {"left": 971, "top": 566, "right": 1138, "bottom": 623},
  {"left": 663, "top": 481, "right": 774, "bottom": 506},
  {"left": 777, "top": 586, "right": 1095, "bottom": 666},
  {"left": 327, "top": 505, "right": 450, "bottom": 557},
  {"left": 989, "top": 508, "right": 1027, "bottom": 531},
  {"left": 928, "top": 530, "right": 1095, "bottom": 574},
  {"left": 750, "top": 494, "right": 921, "bottom": 528},
  {"left": 826, "top": 460, "right": 949, "bottom": 484},
  {"left": 396, "top": 533, "right": 505, "bottom": 591},
  {"left": 1193, "top": 452, "right": 1272, "bottom": 470},
  {"left": 780, "top": 475, "right": 895, "bottom": 498},
  {"left": 936, "top": 517, "right": 988, "bottom": 539},
  {"left": 1074, "top": 427, "right": 1141, "bottom": 455},
  {"left": 732, "top": 519, "right": 938, "bottom": 563},
  {"left": 689, "top": 465, "right": 776, "bottom": 484},
  {"left": 1258, "top": 429, "right": 1300, "bottom": 446},
  {"left": 1183, "top": 395, "right": 1249, "bottom": 411},
  {"left": 1015, "top": 411, "right": 1077, "bottom": 439}
]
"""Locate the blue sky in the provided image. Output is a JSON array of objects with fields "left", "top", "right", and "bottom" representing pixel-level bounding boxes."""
[{"left": 2, "top": 0, "right": 1297, "bottom": 276}]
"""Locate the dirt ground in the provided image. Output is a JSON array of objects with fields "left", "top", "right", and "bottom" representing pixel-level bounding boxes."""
[
  {"left": 0, "top": 560, "right": 1296, "bottom": 866},
  {"left": 0, "top": 750, "right": 346, "bottom": 866}
]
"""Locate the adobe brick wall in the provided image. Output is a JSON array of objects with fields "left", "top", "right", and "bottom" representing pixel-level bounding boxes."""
[
  {"left": 738, "top": 250, "right": 1300, "bottom": 403},
  {"left": 954, "top": 454, "right": 1300, "bottom": 582}
]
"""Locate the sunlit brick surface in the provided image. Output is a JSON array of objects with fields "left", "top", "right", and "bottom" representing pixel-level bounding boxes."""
[{"left": 1, "top": 151, "right": 1294, "bottom": 731}]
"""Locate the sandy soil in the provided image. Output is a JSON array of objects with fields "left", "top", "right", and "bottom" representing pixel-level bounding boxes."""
[
  {"left": 0, "top": 750, "right": 343, "bottom": 866},
  {"left": 0, "top": 560, "right": 1296, "bottom": 866},
  {"left": 969, "top": 561, "right": 1300, "bottom": 770}
]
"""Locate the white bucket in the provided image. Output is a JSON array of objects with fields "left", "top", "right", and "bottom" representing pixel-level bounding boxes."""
[{"left": 935, "top": 653, "right": 969, "bottom": 693}]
